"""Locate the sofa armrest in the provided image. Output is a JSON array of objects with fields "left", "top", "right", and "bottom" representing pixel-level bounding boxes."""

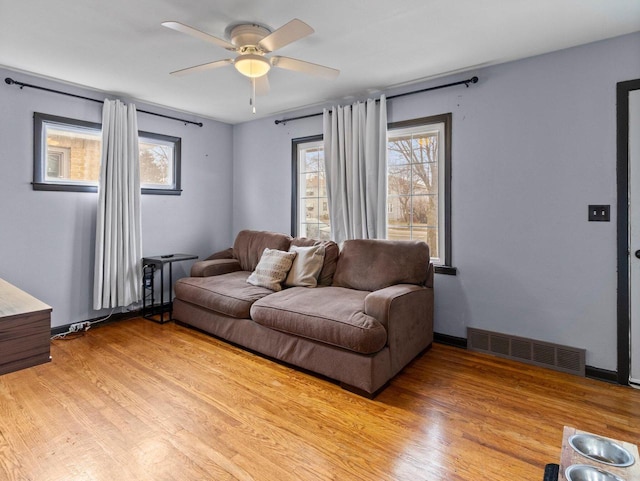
[
  {"left": 206, "top": 247, "right": 234, "bottom": 261},
  {"left": 190, "top": 258, "right": 241, "bottom": 277},
  {"left": 364, "top": 284, "right": 434, "bottom": 374},
  {"left": 425, "top": 263, "right": 434, "bottom": 288}
]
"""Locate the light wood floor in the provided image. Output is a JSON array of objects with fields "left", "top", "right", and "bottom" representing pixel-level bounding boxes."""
[{"left": 0, "top": 318, "right": 638, "bottom": 481}]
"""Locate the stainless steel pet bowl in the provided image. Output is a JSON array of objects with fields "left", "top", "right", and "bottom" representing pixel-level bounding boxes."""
[
  {"left": 569, "top": 433, "right": 635, "bottom": 467},
  {"left": 565, "top": 464, "right": 625, "bottom": 481}
]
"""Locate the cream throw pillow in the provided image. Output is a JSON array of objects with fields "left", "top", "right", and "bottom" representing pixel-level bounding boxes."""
[
  {"left": 246, "top": 248, "right": 297, "bottom": 291},
  {"left": 284, "top": 244, "right": 326, "bottom": 288}
]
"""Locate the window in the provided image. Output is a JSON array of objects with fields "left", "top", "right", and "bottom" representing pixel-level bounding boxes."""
[
  {"left": 47, "top": 147, "right": 71, "bottom": 179},
  {"left": 33, "top": 113, "right": 182, "bottom": 194},
  {"left": 292, "top": 135, "right": 331, "bottom": 240},
  {"left": 387, "top": 114, "right": 451, "bottom": 267},
  {"left": 292, "top": 113, "right": 453, "bottom": 272},
  {"left": 139, "top": 132, "right": 178, "bottom": 191}
]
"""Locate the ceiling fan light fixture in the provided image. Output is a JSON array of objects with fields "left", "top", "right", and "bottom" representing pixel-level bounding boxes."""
[{"left": 234, "top": 54, "right": 271, "bottom": 78}]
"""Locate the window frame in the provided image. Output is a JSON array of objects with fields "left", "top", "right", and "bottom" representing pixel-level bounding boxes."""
[
  {"left": 137, "top": 130, "right": 182, "bottom": 195},
  {"left": 291, "top": 114, "right": 454, "bottom": 274},
  {"left": 291, "top": 134, "right": 324, "bottom": 237},
  {"left": 33, "top": 112, "right": 182, "bottom": 195},
  {"left": 387, "top": 113, "right": 454, "bottom": 274}
]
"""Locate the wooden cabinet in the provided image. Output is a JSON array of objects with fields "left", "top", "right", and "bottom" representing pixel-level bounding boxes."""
[{"left": 0, "top": 278, "right": 51, "bottom": 375}]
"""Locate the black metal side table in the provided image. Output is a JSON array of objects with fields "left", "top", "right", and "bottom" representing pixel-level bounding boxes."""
[{"left": 142, "top": 254, "right": 198, "bottom": 323}]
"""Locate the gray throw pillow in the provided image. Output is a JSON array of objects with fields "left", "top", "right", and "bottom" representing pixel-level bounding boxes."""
[
  {"left": 284, "top": 244, "right": 326, "bottom": 288},
  {"left": 246, "top": 248, "right": 297, "bottom": 291}
]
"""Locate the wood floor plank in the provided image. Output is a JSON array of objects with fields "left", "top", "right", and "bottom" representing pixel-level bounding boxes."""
[{"left": 0, "top": 318, "right": 637, "bottom": 481}]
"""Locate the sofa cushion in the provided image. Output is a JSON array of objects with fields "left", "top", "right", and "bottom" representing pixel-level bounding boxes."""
[
  {"left": 332, "top": 239, "right": 430, "bottom": 291},
  {"left": 290, "top": 237, "right": 339, "bottom": 286},
  {"left": 247, "top": 248, "right": 297, "bottom": 291},
  {"left": 175, "top": 271, "right": 274, "bottom": 318},
  {"left": 250, "top": 287, "right": 387, "bottom": 354},
  {"left": 233, "top": 230, "right": 292, "bottom": 272},
  {"left": 284, "top": 244, "right": 325, "bottom": 288}
]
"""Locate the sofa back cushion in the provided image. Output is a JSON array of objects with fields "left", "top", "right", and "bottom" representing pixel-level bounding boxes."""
[
  {"left": 233, "top": 230, "right": 292, "bottom": 272},
  {"left": 332, "top": 239, "right": 430, "bottom": 291},
  {"left": 290, "top": 237, "right": 339, "bottom": 286},
  {"left": 284, "top": 244, "right": 326, "bottom": 288}
]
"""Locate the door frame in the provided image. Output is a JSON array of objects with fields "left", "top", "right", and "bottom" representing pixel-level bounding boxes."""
[{"left": 616, "top": 78, "right": 640, "bottom": 385}]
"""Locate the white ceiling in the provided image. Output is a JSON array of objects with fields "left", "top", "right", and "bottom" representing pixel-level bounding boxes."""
[{"left": 1, "top": 0, "right": 639, "bottom": 124}]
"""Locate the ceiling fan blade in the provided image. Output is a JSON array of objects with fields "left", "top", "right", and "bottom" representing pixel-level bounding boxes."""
[
  {"left": 162, "top": 21, "right": 236, "bottom": 50},
  {"left": 258, "top": 19, "right": 314, "bottom": 53},
  {"left": 255, "top": 75, "right": 270, "bottom": 96},
  {"left": 170, "top": 59, "right": 233, "bottom": 76},
  {"left": 271, "top": 56, "right": 339, "bottom": 80}
]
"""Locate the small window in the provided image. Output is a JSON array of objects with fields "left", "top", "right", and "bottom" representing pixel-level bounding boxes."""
[
  {"left": 292, "top": 135, "right": 331, "bottom": 240},
  {"left": 33, "top": 113, "right": 182, "bottom": 194},
  {"left": 138, "top": 132, "right": 180, "bottom": 194}
]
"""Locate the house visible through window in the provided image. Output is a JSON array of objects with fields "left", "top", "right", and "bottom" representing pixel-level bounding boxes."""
[
  {"left": 293, "top": 136, "right": 330, "bottom": 240},
  {"left": 33, "top": 112, "right": 182, "bottom": 194},
  {"left": 46, "top": 147, "right": 71, "bottom": 179},
  {"left": 292, "top": 113, "right": 452, "bottom": 269}
]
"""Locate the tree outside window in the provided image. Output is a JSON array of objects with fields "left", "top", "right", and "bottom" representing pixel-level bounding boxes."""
[{"left": 387, "top": 129, "right": 441, "bottom": 259}]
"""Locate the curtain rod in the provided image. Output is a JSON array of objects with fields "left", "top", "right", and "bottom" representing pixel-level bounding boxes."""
[
  {"left": 4, "top": 77, "right": 204, "bottom": 127},
  {"left": 274, "top": 76, "right": 478, "bottom": 125}
]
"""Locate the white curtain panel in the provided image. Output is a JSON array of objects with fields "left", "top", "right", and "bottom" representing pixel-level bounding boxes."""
[
  {"left": 93, "top": 99, "right": 142, "bottom": 310},
  {"left": 323, "top": 95, "right": 387, "bottom": 244}
]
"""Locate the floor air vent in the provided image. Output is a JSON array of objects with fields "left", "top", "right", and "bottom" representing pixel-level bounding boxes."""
[{"left": 467, "top": 328, "right": 585, "bottom": 376}]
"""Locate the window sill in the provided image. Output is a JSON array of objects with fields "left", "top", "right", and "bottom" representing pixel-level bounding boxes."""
[
  {"left": 141, "top": 187, "right": 182, "bottom": 196},
  {"left": 32, "top": 183, "right": 182, "bottom": 195},
  {"left": 33, "top": 182, "right": 97, "bottom": 193},
  {"left": 434, "top": 265, "right": 457, "bottom": 275}
]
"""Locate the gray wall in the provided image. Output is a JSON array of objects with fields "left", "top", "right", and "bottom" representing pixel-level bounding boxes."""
[
  {"left": 0, "top": 67, "right": 234, "bottom": 328},
  {"left": 232, "top": 32, "right": 640, "bottom": 371}
]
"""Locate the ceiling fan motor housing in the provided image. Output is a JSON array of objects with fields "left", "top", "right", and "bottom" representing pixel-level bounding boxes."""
[{"left": 229, "top": 24, "right": 271, "bottom": 50}]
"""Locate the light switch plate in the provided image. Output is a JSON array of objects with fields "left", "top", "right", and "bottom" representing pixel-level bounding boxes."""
[{"left": 588, "top": 205, "right": 610, "bottom": 222}]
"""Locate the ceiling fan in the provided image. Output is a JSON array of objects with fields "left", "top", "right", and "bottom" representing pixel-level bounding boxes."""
[{"left": 162, "top": 18, "right": 339, "bottom": 113}]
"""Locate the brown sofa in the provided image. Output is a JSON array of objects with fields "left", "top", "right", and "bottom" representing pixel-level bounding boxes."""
[{"left": 173, "top": 229, "right": 434, "bottom": 396}]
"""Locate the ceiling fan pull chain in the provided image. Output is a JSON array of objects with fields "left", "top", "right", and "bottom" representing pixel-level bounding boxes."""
[{"left": 250, "top": 77, "right": 256, "bottom": 114}]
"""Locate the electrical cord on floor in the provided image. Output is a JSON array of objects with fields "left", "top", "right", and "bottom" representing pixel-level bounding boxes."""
[
  {"left": 50, "top": 308, "right": 115, "bottom": 340},
  {"left": 50, "top": 331, "right": 86, "bottom": 341}
]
